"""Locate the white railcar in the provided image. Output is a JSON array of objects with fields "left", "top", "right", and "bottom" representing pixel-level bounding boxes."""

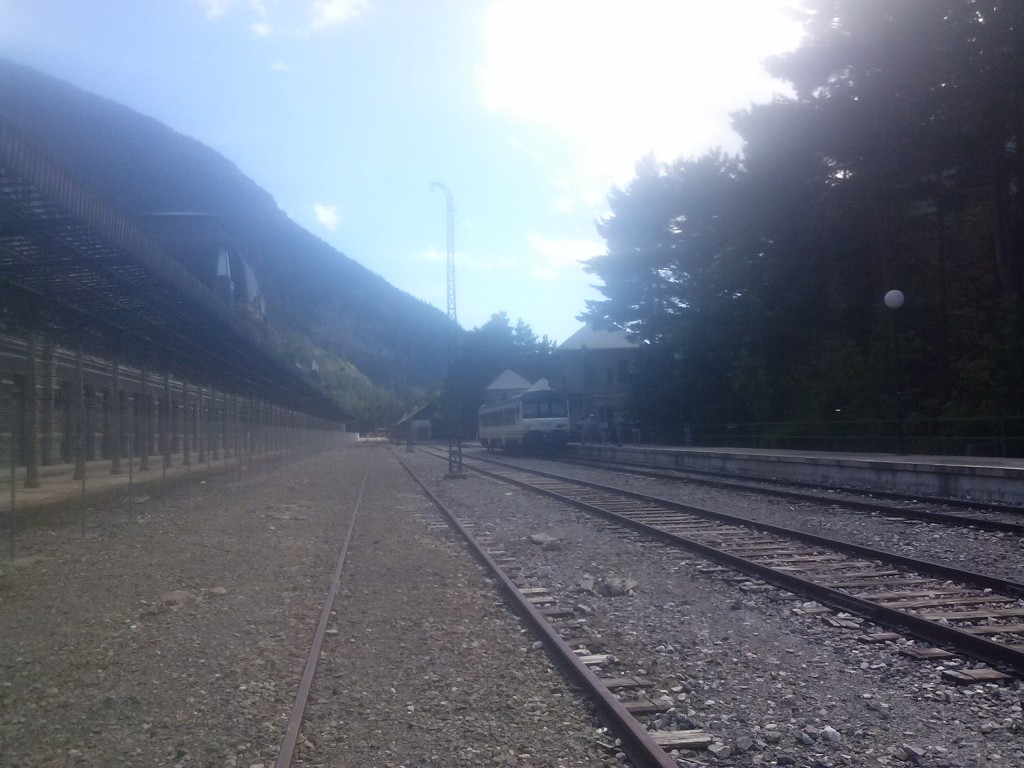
[{"left": 478, "top": 384, "right": 570, "bottom": 453}]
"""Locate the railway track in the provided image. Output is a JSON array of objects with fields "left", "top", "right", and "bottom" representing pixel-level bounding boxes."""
[
  {"left": 542, "top": 451, "right": 1024, "bottom": 535},
  {"left": 424, "top": 447, "right": 1024, "bottom": 678},
  {"left": 395, "top": 450, "right": 696, "bottom": 767},
  {"left": 274, "top": 467, "right": 366, "bottom": 768},
  {"left": 273, "top": 453, "right": 694, "bottom": 768},
  {"left": 274, "top": 446, "right": 1022, "bottom": 767}
]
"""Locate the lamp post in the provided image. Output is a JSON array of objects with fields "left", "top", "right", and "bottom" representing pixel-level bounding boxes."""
[
  {"left": 431, "top": 182, "right": 463, "bottom": 477},
  {"left": 884, "top": 289, "right": 905, "bottom": 454}
]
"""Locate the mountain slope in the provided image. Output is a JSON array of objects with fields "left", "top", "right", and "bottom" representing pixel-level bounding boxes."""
[{"left": 0, "top": 58, "right": 450, "bottom": 393}]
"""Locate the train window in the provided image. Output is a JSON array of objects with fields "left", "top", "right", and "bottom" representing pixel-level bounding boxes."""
[{"left": 520, "top": 399, "right": 569, "bottom": 418}]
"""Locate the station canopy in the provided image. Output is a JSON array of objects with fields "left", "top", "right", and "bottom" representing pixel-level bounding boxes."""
[{"left": 0, "top": 124, "right": 350, "bottom": 422}]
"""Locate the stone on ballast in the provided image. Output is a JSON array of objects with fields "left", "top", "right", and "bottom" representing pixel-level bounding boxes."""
[
  {"left": 901, "top": 744, "right": 926, "bottom": 761},
  {"left": 595, "top": 577, "right": 638, "bottom": 597},
  {"left": 528, "top": 533, "right": 558, "bottom": 546},
  {"left": 708, "top": 743, "right": 732, "bottom": 759},
  {"left": 821, "top": 725, "right": 841, "bottom": 745}
]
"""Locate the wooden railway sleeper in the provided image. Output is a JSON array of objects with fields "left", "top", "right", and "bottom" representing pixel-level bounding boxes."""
[{"left": 461, "top": 459, "right": 1024, "bottom": 673}]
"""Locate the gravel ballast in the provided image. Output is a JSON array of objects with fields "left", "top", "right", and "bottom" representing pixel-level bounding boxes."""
[
  {"left": 405, "top": 447, "right": 1024, "bottom": 767},
  {"left": 3, "top": 443, "right": 1023, "bottom": 768},
  {"left": 0, "top": 446, "right": 611, "bottom": 767}
]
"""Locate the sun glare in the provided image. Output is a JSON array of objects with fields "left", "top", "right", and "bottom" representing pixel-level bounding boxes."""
[{"left": 479, "top": 0, "right": 804, "bottom": 186}]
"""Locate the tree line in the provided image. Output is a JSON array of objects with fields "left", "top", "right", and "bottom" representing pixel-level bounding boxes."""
[{"left": 581, "top": 0, "right": 1024, "bottom": 452}]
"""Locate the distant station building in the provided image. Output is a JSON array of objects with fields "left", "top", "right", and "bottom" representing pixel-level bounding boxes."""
[{"left": 551, "top": 325, "right": 641, "bottom": 429}]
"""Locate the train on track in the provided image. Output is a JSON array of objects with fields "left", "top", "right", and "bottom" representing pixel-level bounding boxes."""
[{"left": 478, "top": 380, "right": 570, "bottom": 453}]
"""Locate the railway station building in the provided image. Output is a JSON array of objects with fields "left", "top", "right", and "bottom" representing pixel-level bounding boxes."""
[
  {"left": 551, "top": 325, "right": 641, "bottom": 432},
  {"left": 0, "top": 125, "right": 353, "bottom": 495},
  {"left": 475, "top": 328, "right": 642, "bottom": 441}
]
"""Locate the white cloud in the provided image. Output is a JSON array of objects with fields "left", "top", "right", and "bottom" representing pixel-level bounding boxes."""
[
  {"left": 270, "top": 60, "right": 290, "bottom": 72},
  {"left": 478, "top": 0, "right": 804, "bottom": 188},
  {"left": 421, "top": 246, "right": 444, "bottom": 264},
  {"left": 419, "top": 247, "right": 528, "bottom": 274},
  {"left": 420, "top": 247, "right": 518, "bottom": 273},
  {"left": 195, "top": 0, "right": 236, "bottom": 20},
  {"left": 527, "top": 233, "right": 603, "bottom": 278},
  {"left": 464, "top": 252, "right": 519, "bottom": 272},
  {"left": 314, "top": 202, "right": 341, "bottom": 230},
  {"left": 311, "top": 0, "right": 368, "bottom": 30},
  {"left": 194, "top": 0, "right": 365, "bottom": 35}
]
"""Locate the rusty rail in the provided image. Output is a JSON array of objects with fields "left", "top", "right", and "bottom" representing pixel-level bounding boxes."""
[
  {"left": 275, "top": 464, "right": 369, "bottom": 768},
  {"left": 395, "top": 450, "right": 679, "bottom": 768}
]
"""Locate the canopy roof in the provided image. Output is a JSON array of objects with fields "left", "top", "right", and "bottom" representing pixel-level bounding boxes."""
[{"left": 0, "top": 124, "right": 350, "bottom": 422}]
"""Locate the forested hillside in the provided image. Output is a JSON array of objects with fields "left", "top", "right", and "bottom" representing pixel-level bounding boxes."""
[
  {"left": 583, "top": 0, "right": 1024, "bottom": 450},
  {"left": 0, "top": 59, "right": 452, "bottom": 429}
]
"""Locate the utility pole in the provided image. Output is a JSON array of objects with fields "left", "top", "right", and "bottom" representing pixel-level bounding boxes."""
[{"left": 431, "top": 182, "right": 463, "bottom": 476}]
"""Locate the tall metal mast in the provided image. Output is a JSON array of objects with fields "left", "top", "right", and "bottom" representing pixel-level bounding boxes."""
[{"left": 431, "top": 182, "right": 462, "bottom": 475}]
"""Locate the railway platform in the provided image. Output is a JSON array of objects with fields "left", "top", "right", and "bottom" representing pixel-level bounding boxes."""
[
  {"left": 1, "top": 432, "right": 356, "bottom": 527},
  {"left": 0, "top": 447, "right": 307, "bottom": 531},
  {"left": 568, "top": 444, "right": 1024, "bottom": 505}
]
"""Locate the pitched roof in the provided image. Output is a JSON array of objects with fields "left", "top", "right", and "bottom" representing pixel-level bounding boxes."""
[
  {"left": 484, "top": 369, "right": 533, "bottom": 391},
  {"left": 558, "top": 325, "right": 640, "bottom": 351}
]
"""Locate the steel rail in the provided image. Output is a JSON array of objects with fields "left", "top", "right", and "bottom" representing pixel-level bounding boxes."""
[
  {"left": 563, "top": 451, "right": 1024, "bottom": 517},
  {"left": 557, "top": 455, "right": 1024, "bottom": 533},
  {"left": 394, "top": 451, "right": 678, "bottom": 768},
  {"left": 275, "top": 464, "right": 369, "bottom": 768},
  {"left": 466, "top": 454, "right": 1024, "bottom": 596},
  {"left": 449, "top": 454, "right": 1024, "bottom": 673}
]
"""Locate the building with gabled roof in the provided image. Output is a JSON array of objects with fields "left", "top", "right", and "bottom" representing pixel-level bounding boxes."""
[{"left": 552, "top": 325, "right": 642, "bottom": 431}]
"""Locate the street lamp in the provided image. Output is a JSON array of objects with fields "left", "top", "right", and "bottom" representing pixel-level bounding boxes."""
[{"left": 884, "top": 289, "right": 905, "bottom": 453}]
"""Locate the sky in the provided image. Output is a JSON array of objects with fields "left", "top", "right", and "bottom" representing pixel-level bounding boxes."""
[{"left": 1, "top": 0, "right": 805, "bottom": 344}]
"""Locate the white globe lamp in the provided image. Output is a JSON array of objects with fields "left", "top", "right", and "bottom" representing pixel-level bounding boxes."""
[{"left": 884, "top": 289, "right": 904, "bottom": 309}]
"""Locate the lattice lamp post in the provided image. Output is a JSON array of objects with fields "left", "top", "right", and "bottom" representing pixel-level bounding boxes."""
[{"left": 431, "top": 182, "right": 463, "bottom": 477}]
